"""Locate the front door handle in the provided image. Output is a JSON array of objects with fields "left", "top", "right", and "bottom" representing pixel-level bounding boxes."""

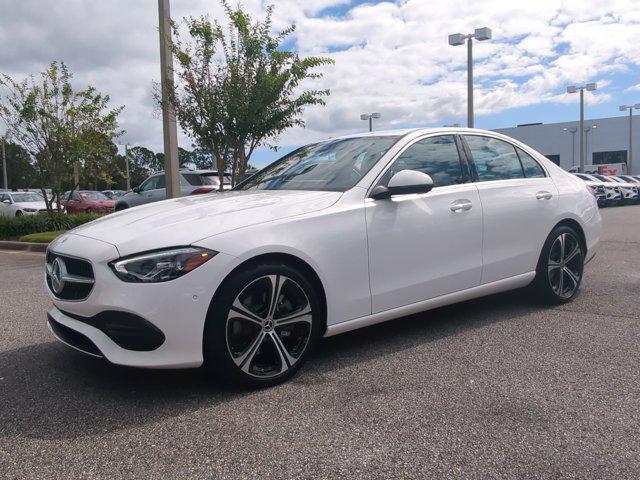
[
  {"left": 450, "top": 200, "right": 473, "bottom": 212},
  {"left": 536, "top": 191, "right": 553, "bottom": 200}
]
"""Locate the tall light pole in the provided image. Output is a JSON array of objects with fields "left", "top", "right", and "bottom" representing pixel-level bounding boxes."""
[
  {"left": 158, "top": 0, "right": 180, "bottom": 198},
  {"left": 448, "top": 27, "right": 492, "bottom": 128},
  {"left": 567, "top": 83, "right": 597, "bottom": 173},
  {"left": 1, "top": 135, "right": 7, "bottom": 190},
  {"left": 619, "top": 103, "right": 640, "bottom": 175},
  {"left": 563, "top": 127, "right": 578, "bottom": 168},
  {"left": 360, "top": 112, "right": 381, "bottom": 132}
]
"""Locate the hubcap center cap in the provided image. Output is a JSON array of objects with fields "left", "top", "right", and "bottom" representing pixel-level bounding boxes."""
[{"left": 262, "top": 319, "right": 274, "bottom": 332}]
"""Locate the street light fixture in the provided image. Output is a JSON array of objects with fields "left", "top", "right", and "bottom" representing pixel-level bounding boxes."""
[
  {"left": 566, "top": 82, "right": 598, "bottom": 173},
  {"left": 360, "top": 112, "right": 381, "bottom": 132},
  {"left": 448, "top": 27, "right": 492, "bottom": 128},
  {"left": 619, "top": 103, "right": 640, "bottom": 175}
]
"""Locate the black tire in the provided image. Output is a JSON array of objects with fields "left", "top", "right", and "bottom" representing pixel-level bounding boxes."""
[
  {"left": 532, "top": 225, "right": 584, "bottom": 304},
  {"left": 15, "top": 210, "right": 23, "bottom": 217},
  {"left": 203, "top": 261, "right": 323, "bottom": 388},
  {"left": 115, "top": 203, "right": 128, "bottom": 212}
]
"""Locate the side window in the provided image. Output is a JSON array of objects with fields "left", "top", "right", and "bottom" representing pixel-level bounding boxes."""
[
  {"left": 72, "top": 191, "right": 82, "bottom": 201},
  {"left": 380, "top": 135, "right": 464, "bottom": 187},
  {"left": 464, "top": 136, "right": 524, "bottom": 181},
  {"left": 0, "top": 194, "right": 8, "bottom": 203},
  {"left": 156, "top": 175, "right": 166, "bottom": 189},
  {"left": 140, "top": 176, "right": 159, "bottom": 192},
  {"left": 516, "top": 147, "right": 545, "bottom": 178}
]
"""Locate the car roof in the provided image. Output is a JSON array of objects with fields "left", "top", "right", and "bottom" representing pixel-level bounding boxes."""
[{"left": 331, "top": 127, "right": 500, "bottom": 141}]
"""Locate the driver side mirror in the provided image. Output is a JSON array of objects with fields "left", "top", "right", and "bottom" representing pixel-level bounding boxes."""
[
  {"left": 2, "top": 199, "right": 10, "bottom": 204},
  {"left": 370, "top": 170, "right": 434, "bottom": 200},
  {"left": 132, "top": 186, "right": 141, "bottom": 194}
]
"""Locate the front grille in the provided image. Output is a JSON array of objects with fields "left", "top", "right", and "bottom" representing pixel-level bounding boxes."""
[
  {"left": 595, "top": 185, "right": 605, "bottom": 194},
  {"left": 46, "top": 251, "right": 95, "bottom": 301}
]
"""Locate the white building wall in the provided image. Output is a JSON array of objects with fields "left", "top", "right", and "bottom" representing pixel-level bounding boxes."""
[{"left": 494, "top": 115, "right": 639, "bottom": 175}]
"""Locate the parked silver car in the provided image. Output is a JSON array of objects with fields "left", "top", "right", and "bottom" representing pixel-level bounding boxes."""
[{"left": 115, "top": 170, "right": 231, "bottom": 211}]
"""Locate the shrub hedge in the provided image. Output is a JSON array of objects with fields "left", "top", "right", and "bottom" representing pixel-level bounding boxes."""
[{"left": 0, "top": 213, "right": 103, "bottom": 240}]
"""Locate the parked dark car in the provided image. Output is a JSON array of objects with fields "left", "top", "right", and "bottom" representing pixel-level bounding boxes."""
[{"left": 61, "top": 190, "right": 115, "bottom": 214}]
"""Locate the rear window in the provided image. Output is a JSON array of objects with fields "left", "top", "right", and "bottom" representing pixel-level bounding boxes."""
[{"left": 183, "top": 173, "right": 231, "bottom": 186}]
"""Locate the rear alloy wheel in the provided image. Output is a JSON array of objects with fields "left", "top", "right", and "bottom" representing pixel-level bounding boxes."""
[
  {"left": 533, "top": 226, "right": 584, "bottom": 304},
  {"left": 15, "top": 210, "right": 23, "bottom": 217},
  {"left": 204, "top": 263, "right": 322, "bottom": 387}
]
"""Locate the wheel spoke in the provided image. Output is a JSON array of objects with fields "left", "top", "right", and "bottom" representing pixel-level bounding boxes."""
[
  {"left": 229, "top": 299, "right": 263, "bottom": 326},
  {"left": 547, "top": 260, "right": 562, "bottom": 274},
  {"left": 564, "top": 243, "right": 581, "bottom": 264},
  {"left": 232, "top": 331, "right": 265, "bottom": 372},
  {"left": 563, "top": 267, "right": 580, "bottom": 291},
  {"left": 275, "top": 305, "right": 312, "bottom": 326},
  {"left": 559, "top": 233, "right": 566, "bottom": 261},
  {"left": 267, "top": 275, "right": 285, "bottom": 319},
  {"left": 269, "top": 331, "right": 297, "bottom": 372}
]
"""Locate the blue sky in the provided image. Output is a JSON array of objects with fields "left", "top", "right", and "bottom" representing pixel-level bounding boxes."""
[{"left": 2, "top": 0, "right": 639, "bottom": 168}]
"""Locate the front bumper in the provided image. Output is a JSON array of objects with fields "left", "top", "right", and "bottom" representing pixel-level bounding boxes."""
[{"left": 45, "top": 233, "right": 236, "bottom": 368}]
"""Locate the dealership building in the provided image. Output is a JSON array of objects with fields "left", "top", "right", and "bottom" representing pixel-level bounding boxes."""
[{"left": 494, "top": 115, "right": 638, "bottom": 175}]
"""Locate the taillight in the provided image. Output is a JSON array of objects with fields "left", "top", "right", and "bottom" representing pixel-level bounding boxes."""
[
  {"left": 586, "top": 185, "right": 597, "bottom": 197},
  {"left": 189, "top": 187, "right": 216, "bottom": 195}
]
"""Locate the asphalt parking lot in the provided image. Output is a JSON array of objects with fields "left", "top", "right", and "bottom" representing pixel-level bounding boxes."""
[{"left": 1, "top": 206, "right": 639, "bottom": 479}]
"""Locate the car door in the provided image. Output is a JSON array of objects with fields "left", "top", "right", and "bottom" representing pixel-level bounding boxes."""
[
  {"left": 135, "top": 175, "right": 165, "bottom": 206},
  {"left": 0, "top": 194, "right": 12, "bottom": 216},
  {"left": 366, "top": 134, "right": 483, "bottom": 313},
  {"left": 462, "top": 134, "right": 559, "bottom": 284}
]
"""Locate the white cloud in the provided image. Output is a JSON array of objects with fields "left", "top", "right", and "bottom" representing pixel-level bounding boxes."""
[{"left": 1, "top": 0, "right": 639, "bottom": 161}]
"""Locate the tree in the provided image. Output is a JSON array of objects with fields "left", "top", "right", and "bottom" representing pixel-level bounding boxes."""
[
  {"left": 163, "top": 1, "right": 333, "bottom": 189},
  {"left": 0, "top": 61, "right": 124, "bottom": 213},
  {"left": 2, "top": 141, "right": 38, "bottom": 189}
]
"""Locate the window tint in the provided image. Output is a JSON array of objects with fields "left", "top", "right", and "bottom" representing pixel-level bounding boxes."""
[
  {"left": 0, "top": 194, "right": 8, "bottom": 203},
  {"left": 516, "top": 147, "right": 545, "bottom": 178},
  {"left": 465, "top": 136, "right": 524, "bottom": 181},
  {"left": 380, "top": 135, "right": 463, "bottom": 187},
  {"left": 239, "top": 136, "right": 400, "bottom": 192},
  {"left": 140, "top": 175, "right": 162, "bottom": 191}
]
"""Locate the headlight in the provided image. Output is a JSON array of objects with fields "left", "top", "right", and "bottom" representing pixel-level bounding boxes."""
[{"left": 110, "top": 247, "right": 217, "bottom": 283}]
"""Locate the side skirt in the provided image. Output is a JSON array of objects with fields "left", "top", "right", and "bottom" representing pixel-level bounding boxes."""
[{"left": 324, "top": 271, "right": 536, "bottom": 337}]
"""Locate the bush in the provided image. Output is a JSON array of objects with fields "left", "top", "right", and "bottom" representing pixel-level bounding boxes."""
[
  {"left": 19, "top": 231, "right": 67, "bottom": 243},
  {"left": 0, "top": 213, "right": 103, "bottom": 240}
]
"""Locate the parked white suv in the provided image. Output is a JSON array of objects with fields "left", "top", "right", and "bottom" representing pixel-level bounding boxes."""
[
  {"left": 593, "top": 174, "right": 639, "bottom": 204},
  {"left": 115, "top": 170, "right": 232, "bottom": 211},
  {"left": 573, "top": 174, "right": 607, "bottom": 207},
  {"left": 45, "top": 128, "right": 601, "bottom": 387}
]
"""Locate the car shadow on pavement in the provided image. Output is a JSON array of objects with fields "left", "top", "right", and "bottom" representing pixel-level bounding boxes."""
[{"left": 0, "top": 289, "right": 543, "bottom": 441}]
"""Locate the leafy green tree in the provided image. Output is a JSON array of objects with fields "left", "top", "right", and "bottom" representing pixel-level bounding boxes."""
[
  {"left": 0, "top": 61, "right": 124, "bottom": 213},
  {"left": 163, "top": 1, "right": 333, "bottom": 189},
  {"left": 2, "top": 141, "right": 38, "bottom": 189}
]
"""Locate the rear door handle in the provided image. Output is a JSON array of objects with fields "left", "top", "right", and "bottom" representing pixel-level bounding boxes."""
[
  {"left": 536, "top": 191, "right": 553, "bottom": 200},
  {"left": 450, "top": 200, "right": 473, "bottom": 212}
]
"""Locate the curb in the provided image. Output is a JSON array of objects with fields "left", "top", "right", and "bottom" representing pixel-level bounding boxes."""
[{"left": 0, "top": 240, "right": 48, "bottom": 252}]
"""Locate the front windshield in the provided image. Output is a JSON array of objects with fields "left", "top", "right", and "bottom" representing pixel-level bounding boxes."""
[
  {"left": 592, "top": 174, "right": 612, "bottom": 182},
  {"left": 237, "top": 136, "right": 400, "bottom": 192},
  {"left": 80, "top": 191, "right": 109, "bottom": 200},
  {"left": 12, "top": 192, "right": 43, "bottom": 203}
]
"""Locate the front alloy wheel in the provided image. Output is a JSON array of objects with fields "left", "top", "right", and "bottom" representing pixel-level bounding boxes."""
[
  {"left": 226, "top": 275, "right": 313, "bottom": 379},
  {"left": 204, "top": 262, "right": 321, "bottom": 387}
]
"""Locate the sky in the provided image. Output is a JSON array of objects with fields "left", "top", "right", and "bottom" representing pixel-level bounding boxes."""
[{"left": 1, "top": 0, "right": 640, "bottom": 167}]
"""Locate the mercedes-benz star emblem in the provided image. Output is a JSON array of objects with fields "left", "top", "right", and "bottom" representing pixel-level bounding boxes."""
[{"left": 50, "top": 257, "right": 66, "bottom": 294}]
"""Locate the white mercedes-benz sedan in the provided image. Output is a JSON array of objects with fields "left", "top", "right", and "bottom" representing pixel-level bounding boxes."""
[{"left": 45, "top": 128, "right": 602, "bottom": 387}]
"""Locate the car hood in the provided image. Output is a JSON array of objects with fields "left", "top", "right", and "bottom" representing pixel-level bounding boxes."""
[{"left": 71, "top": 190, "right": 342, "bottom": 257}]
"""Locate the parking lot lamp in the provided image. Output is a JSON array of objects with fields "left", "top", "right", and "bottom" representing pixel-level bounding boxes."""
[
  {"left": 158, "top": 0, "right": 180, "bottom": 198},
  {"left": 567, "top": 83, "right": 597, "bottom": 173},
  {"left": 360, "top": 112, "right": 381, "bottom": 132},
  {"left": 448, "top": 27, "right": 492, "bottom": 128},
  {"left": 619, "top": 103, "right": 640, "bottom": 175}
]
